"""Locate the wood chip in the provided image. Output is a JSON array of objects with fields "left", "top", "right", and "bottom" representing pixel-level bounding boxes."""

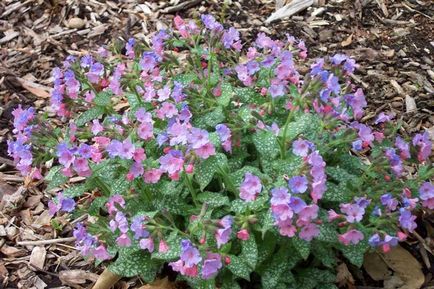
[
  {"left": 265, "top": 0, "right": 314, "bottom": 23},
  {"left": 29, "top": 246, "right": 46, "bottom": 271}
]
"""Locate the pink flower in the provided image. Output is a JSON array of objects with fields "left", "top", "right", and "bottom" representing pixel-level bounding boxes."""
[
  {"left": 116, "top": 233, "right": 132, "bottom": 247},
  {"left": 239, "top": 173, "right": 262, "bottom": 202},
  {"left": 339, "top": 229, "right": 364, "bottom": 245},
  {"left": 139, "top": 238, "right": 155, "bottom": 252},
  {"left": 195, "top": 142, "right": 216, "bottom": 159},
  {"left": 143, "top": 169, "right": 163, "bottom": 184},
  {"left": 299, "top": 223, "right": 320, "bottom": 241},
  {"left": 236, "top": 229, "right": 250, "bottom": 240},
  {"left": 159, "top": 240, "right": 169, "bottom": 253}
]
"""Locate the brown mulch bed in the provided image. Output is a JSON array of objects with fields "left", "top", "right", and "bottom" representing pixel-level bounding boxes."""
[{"left": 0, "top": 0, "right": 433, "bottom": 288}]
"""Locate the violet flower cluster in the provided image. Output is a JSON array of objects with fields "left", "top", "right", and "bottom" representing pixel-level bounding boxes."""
[{"left": 8, "top": 13, "right": 433, "bottom": 288}]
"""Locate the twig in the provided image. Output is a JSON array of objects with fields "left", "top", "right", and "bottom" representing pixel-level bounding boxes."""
[
  {"left": 17, "top": 237, "right": 76, "bottom": 246},
  {"left": 160, "top": 0, "right": 201, "bottom": 14}
]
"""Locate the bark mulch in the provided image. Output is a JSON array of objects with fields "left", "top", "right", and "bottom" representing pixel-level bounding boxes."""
[{"left": 0, "top": 0, "right": 433, "bottom": 288}]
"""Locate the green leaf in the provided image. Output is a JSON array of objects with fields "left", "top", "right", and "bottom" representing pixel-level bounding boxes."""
[
  {"left": 241, "top": 235, "right": 258, "bottom": 269},
  {"left": 63, "top": 184, "right": 87, "bottom": 198},
  {"left": 311, "top": 241, "right": 336, "bottom": 268},
  {"left": 45, "top": 166, "right": 68, "bottom": 190},
  {"left": 326, "top": 166, "right": 359, "bottom": 185},
  {"left": 261, "top": 247, "right": 291, "bottom": 289},
  {"left": 317, "top": 284, "right": 339, "bottom": 289},
  {"left": 174, "top": 73, "right": 198, "bottom": 85},
  {"left": 292, "top": 237, "right": 310, "bottom": 260},
  {"left": 94, "top": 91, "right": 112, "bottom": 106},
  {"left": 322, "top": 182, "right": 350, "bottom": 203},
  {"left": 339, "top": 240, "right": 369, "bottom": 267},
  {"left": 234, "top": 87, "right": 265, "bottom": 104},
  {"left": 257, "top": 232, "right": 277, "bottom": 265},
  {"left": 126, "top": 93, "right": 141, "bottom": 109},
  {"left": 195, "top": 106, "right": 225, "bottom": 129},
  {"left": 317, "top": 223, "right": 339, "bottom": 243},
  {"left": 195, "top": 153, "right": 228, "bottom": 191},
  {"left": 109, "top": 247, "right": 156, "bottom": 278},
  {"left": 197, "top": 192, "right": 229, "bottom": 208},
  {"left": 221, "top": 278, "right": 241, "bottom": 289},
  {"left": 218, "top": 82, "right": 232, "bottom": 107},
  {"left": 76, "top": 106, "right": 104, "bottom": 127},
  {"left": 227, "top": 255, "right": 251, "bottom": 281},
  {"left": 88, "top": 197, "right": 108, "bottom": 216},
  {"left": 282, "top": 113, "right": 320, "bottom": 141},
  {"left": 252, "top": 130, "right": 279, "bottom": 159}
]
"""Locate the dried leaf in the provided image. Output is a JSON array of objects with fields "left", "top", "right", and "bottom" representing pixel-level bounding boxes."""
[
  {"left": 381, "top": 245, "right": 425, "bottom": 289},
  {"left": 363, "top": 252, "right": 390, "bottom": 281},
  {"left": 336, "top": 263, "right": 356, "bottom": 289},
  {"left": 59, "top": 269, "right": 99, "bottom": 285},
  {"left": 341, "top": 34, "right": 353, "bottom": 47}
]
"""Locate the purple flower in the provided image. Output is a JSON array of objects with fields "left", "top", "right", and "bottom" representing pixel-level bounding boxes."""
[
  {"left": 93, "top": 245, "right": 112, "bottom": 260},
  {"left": 288, "top": 175, "right": 308, "bottom": 194},
  {"left": 340, "top": 203, "right": 365, "bottom": 223},
  {"left": 412, "top": 132, "right": 432, "bottom": 162},
  {"left": 106, "top": 140, "right": 122, "bottom": 158},
  {"left": 201, "top": 14, "right": 223, "bottom": 32},
  {"left": 345, "top": 88, "right": 367, "bottom": 119},
  {"left": 299, "top": 223, "right": 320, "bottom": 241},
  {"left": 419, "top": 182, "right": 434, "bottom": 209},
  {"left": 292, "top": 139, "right": 311, "bottom": 157},
  {"left": 331, "top": 54, "right": 347, "bottom": 66},
  {"left": 159, "top": 150, "right": 184, "bottom": 175},
  {"left": 216, "top": 124, "right": 232, "bottom": 152},
  {"left": 106, "top": 194, "right": 125, "bottom": 215},
  {"left": 140, "top": 52, "right": 158, "bottom": 72},
  {"left": 310, "top": 58, "right": 324, "bottom": 75},
  {"left": 86, "top": 62, "right": 104, "bottom": 84},
  {"left": 368, "top": 233, "right": 381, "bottom": 247},
  {"left": 288, "top": 196, "right": 306, "bottom": 214},
  {"left": 352, "top": 139, "right": 363, "bottom": 151},
  {"left": 12, "top": 105, "right": 35, "bottom": 132},
  {"left": 195, "top": 142, "right": 216, "bottom": 159},
  {"left": 118, "top": 139, "right": 135, "bottom": 160},
  {"left": 271, "top": 187, "right": 291, "bottom": 206},
  {"left": 255, "top": 33, "right": 274, "bottom": 49},
  {"left": 116, "top": 233, "right": 132, "bottom": 247},
  {"left": 181, "top": 240, "right": 202, "bottom": 267},
  {"left": 131, "top": 216, "right": 149, "bottom": 239},
  {"left": 399, "top": 209, "right": 417, "bottom": 232},
  {"left": 202, "top": 253, "right": 222, "bottom": 279},
  {"left": 239, "top": 173, "right": 262, "bottom": 202},
  {"left": 215, "top": 215, "right": 233, "bottom": 248},
  {"left": 269, "top": 84, "right": 285, "bottom": 98},
  {"left": 139, "top": 238, "right": 155, "bottom": 252},
  {"left": 222, "top": 27, "right": 240, "bottom": 49},
  {"left": 189, "top": 128, "right": 210, "bottom": 149},
  {"left": 125, "top": 38, "right": 135, "bottom": 58},
  {"left": 375, "top": 112, "right": 394, "bottom": 124},
  {"left": 384, "top": 148, "right": 403, "bottom": 177},
  {"left": 156, "top": 102, "right": 178, "bottom": 120},
  {"left": 380, "top": 193, "right": 398, "bottom": 211},
  {"left": 48, "top": 192, "right": 75, "bottom": 216},
  {"left": 394, "top": 136, "right": 410, "bottom": 160},
  {"left": 138, "top": 122, "right": 154, "bottom": 140},
  {"left": 339, "top": 229, "right": 364, "bottom": 245}
]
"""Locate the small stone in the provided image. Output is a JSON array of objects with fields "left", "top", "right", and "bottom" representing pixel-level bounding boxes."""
[
  {"left": 67, "top": 17, "right": 86, "bottom": 29},
  {"left": 5, "top": 226, "right": 17, "bottom": 239}
]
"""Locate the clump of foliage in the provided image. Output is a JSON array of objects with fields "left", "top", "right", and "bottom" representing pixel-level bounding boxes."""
[{"left": 8, "top": 14, "right": 433, "bottom": 289}]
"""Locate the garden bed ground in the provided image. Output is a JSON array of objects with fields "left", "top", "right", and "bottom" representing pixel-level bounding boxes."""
[{"left": 0, "top": 0, "right": 433, "bottom": 288}]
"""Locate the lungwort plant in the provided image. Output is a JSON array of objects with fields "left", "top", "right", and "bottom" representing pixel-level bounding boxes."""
[{"left": 8, "top": 14, "right": 433, "bottom": 289}]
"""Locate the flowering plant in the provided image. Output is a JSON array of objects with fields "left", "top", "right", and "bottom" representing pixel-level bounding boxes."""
[{"left": 8, "top": 14, "right": 433, "bottom": 289}]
